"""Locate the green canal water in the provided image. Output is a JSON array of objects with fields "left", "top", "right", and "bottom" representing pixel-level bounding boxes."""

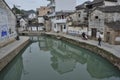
[{"left": 0, "top": 36, "right": 120, "bottom": 80}]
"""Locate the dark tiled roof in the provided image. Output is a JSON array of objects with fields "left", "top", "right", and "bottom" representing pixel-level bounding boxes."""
[
  {"left": 56, "top": 11, "right": 74, "bottom": 16},
  {"left": 105, "top": 0, "right": 117, "bottom": 2},
  {"left": 97, "top": 6, "right": 120, "bottom": 13},
  {"left": 76, "top": 1, "right": 91, "bottom": 10},
  {"left": 92, "top": 0, "right": 117, "bottom": 4},
  {"left": 105, "top": 21, "right": 120, "bottom": 30},
  {"left": 92, "top": 0, "right": 103, "bottom": 4},
  {"left": 88, "top": 0, "right": 117, "bottom": 8}
]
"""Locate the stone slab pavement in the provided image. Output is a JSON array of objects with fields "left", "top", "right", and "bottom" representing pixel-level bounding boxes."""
[
  {"left": 46, "top": 32, "right": 120, "bottom": 59},
  {"left": 0, "top": 36, "right": 29, "bottom": 60}
]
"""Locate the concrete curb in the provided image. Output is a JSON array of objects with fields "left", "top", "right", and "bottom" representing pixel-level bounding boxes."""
[{"left": 0, "top": 37, "right": 30, "bottom": 71}]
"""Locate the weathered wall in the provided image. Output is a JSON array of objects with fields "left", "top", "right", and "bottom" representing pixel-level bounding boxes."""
[
  {"left": 77, "top": 9, "right": 87, "bottom": 23},
  {"left": 37, "top": 6, "right": 51, "bottom": 17},
  {"left": 0, "top": 0, "right": 17, "bottom": 47},
  {"left": 89, "top": 10, "right": 104, "bottom": 33},
  {"left": 44, "top": 20, "right": 52, "bottom": 32}
]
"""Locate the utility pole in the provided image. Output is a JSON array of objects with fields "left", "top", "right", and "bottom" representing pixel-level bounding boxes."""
[{"left": 16, "top": 20, "right": 20, "bottom": 40}]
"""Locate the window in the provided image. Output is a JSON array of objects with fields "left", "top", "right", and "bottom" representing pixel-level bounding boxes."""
[
  {"left": 47, "top": 11, "right": 50, "bottom": 14},
  {"left": 95, "top": 16, "right": 98, "bottom": 19},
  {"left": 62, "top": 15, "right": 64, "bottom": 19},
  {"left": 84, "top": 17, "right": 88, "bottom": 20},
  {"left": 64, "top": 25, "right": 66, "bottom": 29},
  {"left": 54, "top": 24, "right": 56, "bottom": 28},
  {"left": 78, "top": 14, "right": 81, "bottom": 17}
]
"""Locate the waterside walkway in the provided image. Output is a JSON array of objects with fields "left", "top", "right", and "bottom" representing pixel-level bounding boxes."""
[
  {"left": 0, "top": 36, "right": 29, "bottom": 71},
  {"left": 45, "top": 32, "right": 120, "bottom": 69}
]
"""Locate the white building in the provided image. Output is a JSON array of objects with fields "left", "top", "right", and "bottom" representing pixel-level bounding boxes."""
[
  {"left": 47, "top": 0, "right": 76, "bottom": 33},
  {"left": 0, "top": 0, "right": 17, "bottom": 47},
  {"left": 53, "top": 11, "right": 73, "bottom": 33},
  {"left": 19, "top": 18, "right": 28, "bottom": 31},
  {"left": 28, "top": 13, "right": 36, "bottom": 20}
]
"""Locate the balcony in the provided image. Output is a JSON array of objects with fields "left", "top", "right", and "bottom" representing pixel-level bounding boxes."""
[{"left": 47, "top": 12, "right": 55, "bottom": 17}]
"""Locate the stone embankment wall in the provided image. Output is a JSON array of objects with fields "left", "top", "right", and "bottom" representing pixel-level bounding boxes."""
[
  {"left": 0, "top": 38, "right": 29, "bottom": 71},
  {"left": 46, "top": 34, "right": 120, "bottom": 70}
]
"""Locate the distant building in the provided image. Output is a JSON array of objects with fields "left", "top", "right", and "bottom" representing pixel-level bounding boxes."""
[
  {"left": 36, "top": 6, "right": 51, "bottom": 26},
  {"left": 47, "top": 0, "right": 76, "bottom": 32},
  {"left": 53, "top": 11, "right": 73, "bottom": 33},
  {"left": 19, "top": 18, "right": 28, "bottom": 32},
  {"left": 36, "top": 6, "right": 51, "bottom": 17},
  {"left": 28, "top": 13, "right": 36, "bottom": 20},
  {"left": 0, "top": 0, "right": 17, "bottom": 47}
]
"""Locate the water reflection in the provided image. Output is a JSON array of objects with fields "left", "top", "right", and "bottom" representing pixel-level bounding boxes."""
[
  {"left": 37, "top": 36, "right": 120, "bottom": 79},
  {"left": 0, "top": 36, "right": 120, "bottom": 80},
  {"left": 0, "top": 51, "right": 24, "bottom": 80},
  {"left": 30, "top": 36, "right": 51, "bottom": 51}
]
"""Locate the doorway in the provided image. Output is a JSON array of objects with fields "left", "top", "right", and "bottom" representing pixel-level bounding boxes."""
[
  {"left": 106, "top": 32, "right": 110, "bottom": 43},
  {"left": 91, "top": 28, "right": 97, "bottom": 38}
]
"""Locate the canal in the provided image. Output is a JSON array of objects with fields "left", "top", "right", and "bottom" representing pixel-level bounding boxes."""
[{"left": 0, "top": 36, "right": 120, "bottom": 80}]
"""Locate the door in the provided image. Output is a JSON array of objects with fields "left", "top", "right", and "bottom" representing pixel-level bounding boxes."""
[
  {"left": 106, "top": 32, "right": 110, "bottom": 42},
  {"left": 91, "top": 28, "right": 97, "bottom": 38}
]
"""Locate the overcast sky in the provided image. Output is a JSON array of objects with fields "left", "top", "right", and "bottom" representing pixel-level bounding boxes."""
[{"left": 5, "top": 0, "right": 90, "bottom": 10}]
